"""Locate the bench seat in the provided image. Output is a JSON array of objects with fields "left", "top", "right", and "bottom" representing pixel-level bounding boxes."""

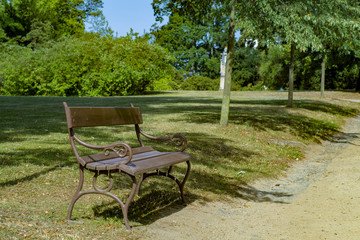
[{"left": 83, "top": 146, "right": 191, "bottom": 175}]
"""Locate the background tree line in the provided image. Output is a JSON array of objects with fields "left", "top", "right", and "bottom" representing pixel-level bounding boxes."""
[
  {"left": 150, "top": 0, "right": 360, "bottom": 94},
  {"left": 1, "top": 0, "right": 360, "bottom": 96}
]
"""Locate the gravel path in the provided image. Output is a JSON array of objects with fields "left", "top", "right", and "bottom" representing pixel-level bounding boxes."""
[{"left": 143, "top": 115, "right": 360, "bottom": 240}]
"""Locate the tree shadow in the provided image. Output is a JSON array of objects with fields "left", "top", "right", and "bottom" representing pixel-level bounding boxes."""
[
  {"left": 1, "top": 95, "right": 356, "bottom": 187},
  {"left": 330, "top": 132, "right": 360, "bottom": 146},
  {"left": 0, "top": 166, "right": 60, "bottom": 187},
  {"left": 91, "top": 190, "right": 198, "bottom": 226},
  {"left": 233, "top": 99, "right": 358, "bottom": 117},
  {"left": 89, "top": 173, "right": 292, "bottom": 228},
  {"left": 3, "top": 95, "right": 355, "bottom": 227},
  {"left": 1, "top": 96, "right": 356, "bottom": 144},
  {"left": 175, "top": 105, "right": 341, "bottom": 142}
]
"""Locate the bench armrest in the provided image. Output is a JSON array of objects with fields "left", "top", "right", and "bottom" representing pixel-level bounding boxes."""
[
  {"left": 73, "top": 134, "right": 133, "bottom": 164},
  {"left": 103, "top": 143, "right": 133, "bottom": 164},
  {"left": 139, "top": 128, "right": 187, "bottom": 152}
]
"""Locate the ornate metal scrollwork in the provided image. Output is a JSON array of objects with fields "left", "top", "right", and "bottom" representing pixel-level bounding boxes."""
[
  {"left": 103, "top": 142, "right": 133, "bottom": 164},
  {"left": 104, "top": 144, "right": 127, "bottom": 157},
  {"left": 139, "top": 128, "right": 187, "bottom": 152},
  {"left": 92, "top": 172, "right": 114, "bottom": 193},
  {"left": 166, "top": 134, "right": 187, "bottom": 152},
  {"left": 169, "top": 134, "right": 185, "bottom": 147}
]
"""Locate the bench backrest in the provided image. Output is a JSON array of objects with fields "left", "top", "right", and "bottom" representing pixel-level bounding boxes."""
[{"left": 63, "top": 102, "right": 143, "bottom": 128}]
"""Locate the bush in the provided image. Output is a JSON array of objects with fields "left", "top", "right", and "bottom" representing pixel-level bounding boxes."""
[
  {"left": 0, "top": 34, "right": 175, "bottom": 96},
  {"left": 148, "top": 75, "right": 179, "bottom": 91},
  {"left": 180, "top": 75, "right": 218, "bottom": 90}
]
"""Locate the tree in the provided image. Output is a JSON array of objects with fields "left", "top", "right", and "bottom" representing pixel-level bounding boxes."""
[
  {"left": 220, "top": 0, "right": 236, "bottom": 126},
  {"left": 320, "top": 51, "right": 326, "bottom": 98},
  {"left": 151, "top": 0, "right": 240, "bottom": 125},
  {"left": 150, "top": 0, "right": 228, "bottom": 77},
  {"left": 300, "top": 0, "right": 360, "bottom": 98},
  {"left": 238, "top": 0, "right": 360, "bottom": 106},
  {"left": 151, "top": 0, "right": 360, "bottom": 123},
  {"left": 0, "top": 0, "right": 104, "bottom": 43},
  {"left": 86, "top": 13, "right": 113, "bottom": 37},
  {"left": 22, "top": 20, "right": 55, "bottom": 48}
]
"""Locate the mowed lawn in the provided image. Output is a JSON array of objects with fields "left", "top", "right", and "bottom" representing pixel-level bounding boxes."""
[{"left": 1, "top": 90, "right": 359, "bottom": 239}]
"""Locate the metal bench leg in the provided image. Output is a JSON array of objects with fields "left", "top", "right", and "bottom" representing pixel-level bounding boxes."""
[
  {"left": 179, "top": 161, "right": 191, "bottom": 204},
  {"left": 67, "top": 166, "right": 85, "bottom": 220},
  {"left": 123, "top": 175, "right": 138, "bottom": 231},
  {"left": 140, "top": 161, "right": 191, "bottom": 204},
  {"left": 67, "top": 168, "right": 138, "bottom": 231},
  {"left": 135, "top": 173, "right": 145, "bottom": 196}
]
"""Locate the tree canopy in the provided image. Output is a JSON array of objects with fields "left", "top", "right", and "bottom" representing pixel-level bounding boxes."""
[
  {"left": 0, "top": 0, "right": 103, "bottom": 43},
  {"left": 150, "top": 0, "right": 228, "bottom": 77}
]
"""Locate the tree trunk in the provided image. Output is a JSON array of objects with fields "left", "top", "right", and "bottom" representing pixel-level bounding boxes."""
[
  {"left": 356, "top": 60, "right": 360, "bottom": 92},
  {"left": 220, "top": 0, "right": 236, "bottom": 126},
  {"left": 320, "top": 52, "right": 326, "bottom": 98},
  {"left": 287, "top": 43, "right": 295, "bottom": 108},
  {"left": 211, "top": 43, "right": 214, "bottom": 58}
]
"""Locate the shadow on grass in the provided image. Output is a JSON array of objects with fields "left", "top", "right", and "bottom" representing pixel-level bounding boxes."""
[
  {"left": 92, "top": 190, "right": 197, "bottom": 226},
  {"left": 1, "top": 95, "right": 357, "bottom": 186},
  {"left": 0, "top": 166, "right": 60, "bottom": 187},
  {"left": 0, "top": 95, "right": 358, "bottom": 222},
  {"left": 235, "top": 99, "right": 358, "bottom": 117},
  {"left": 0, "top": 96, "right": 356, "bottom": 143},
  {"left": 330, "top": 132, "right": 360, "bottom": 146},
  {"left": 0, "top": 145, "right": 75, "bottom": 166},
  {"left": 181, "top": 107, "right": 339, "bottom": 142},
  {"left": 90, "top": 177, "right": 292, "bottom": 228}
]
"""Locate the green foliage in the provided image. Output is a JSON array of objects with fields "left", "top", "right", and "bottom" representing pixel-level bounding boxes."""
[
  {"left": 232, "top": 45, "right": 261, "bottom": 87},
  {"left": 327, "top": 51, "right": 359, "bottom": 90},
  {"left": 239, "top": 0, "right": 360, "bottom": 52},
  {"left": 86, "top": 14, "right": 113, "bottom": 38},
  {"left": 21, "top": 20, "right": 55, "bottom": 48},
  {"left": 180, "top": 75, "right": 218, "bottom": 91},
  {"left": 258, "top": 44, "right": 360, "bottom": 91},
  {"left": 0, "top": 0, "right": 104, "bottom": 43},
  {"left": 0, "top": 27, "right": 7, "bottom": 41},
  {"left": 150, "top": 1, "right": 228, "bottom": 78},
  {"left": 148, "top": 75, "right": 179, "bottom": 91},
  {"left": 0, "top": 34, "right": 175, "bottom": 96},
  {"left": 258, "top": 45, "right": 288, "bottom": 90},
  {"left": 149, "top": 0, "right": 360, "bottom": 94},
  {"left": 259, "top": 45, "right": 322, "bottom": 90},
  {"left": 240, "top": 81, "right": 266, "bottom": 91}
]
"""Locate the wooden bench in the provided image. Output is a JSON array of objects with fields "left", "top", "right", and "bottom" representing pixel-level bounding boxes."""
[{"left": 63, "top": 102, "right": 192, "bottom": 231}]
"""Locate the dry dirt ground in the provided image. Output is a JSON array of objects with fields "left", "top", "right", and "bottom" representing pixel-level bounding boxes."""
[{"left": 143, "top": 107, "right": 360, "bottom": 239}]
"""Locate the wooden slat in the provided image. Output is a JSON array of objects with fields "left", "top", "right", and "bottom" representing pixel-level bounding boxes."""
[
  {"left": 120, "top": 152, "right": 191, "bottom": 175},
  {"left": 81, "top": 146, "right": 155, "bottom": 164},
  {"left": 85, "top": 151, "right": 192, "bottom": 175},
  {"left": 85, "top": 150, "right": 168, "bottom": 171},
  {"left": 68, "top": 107, "right": 142, "bottom": 127}
]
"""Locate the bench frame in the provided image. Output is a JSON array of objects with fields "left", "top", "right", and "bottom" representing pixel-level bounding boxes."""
[{"left": 63, "top": 102, "right": 191, "bottom": 231}]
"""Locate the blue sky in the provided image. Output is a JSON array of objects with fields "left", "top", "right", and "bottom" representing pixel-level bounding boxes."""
[{"left": 101, "top": 0, "right": 162, "bottom": 37}]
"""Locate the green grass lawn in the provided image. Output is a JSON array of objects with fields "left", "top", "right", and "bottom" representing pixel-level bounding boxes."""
[{"left": 1, "top": 90, "right": 359, "bottom": 239}]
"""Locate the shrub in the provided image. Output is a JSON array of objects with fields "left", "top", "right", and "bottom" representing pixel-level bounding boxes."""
[
  {"left": 0, "top": 34, "right": 175, "bottom": 96},
  {"left": 180, "top": 75, "right": 218, "bottom": 90},
  {"left": 148, "top": 75, "right": 179, "bottom": 91}
]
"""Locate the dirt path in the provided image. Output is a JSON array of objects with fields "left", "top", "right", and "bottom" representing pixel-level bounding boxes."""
[{"left": 143, "top": 114, "right": 360, "bottom": 240}]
